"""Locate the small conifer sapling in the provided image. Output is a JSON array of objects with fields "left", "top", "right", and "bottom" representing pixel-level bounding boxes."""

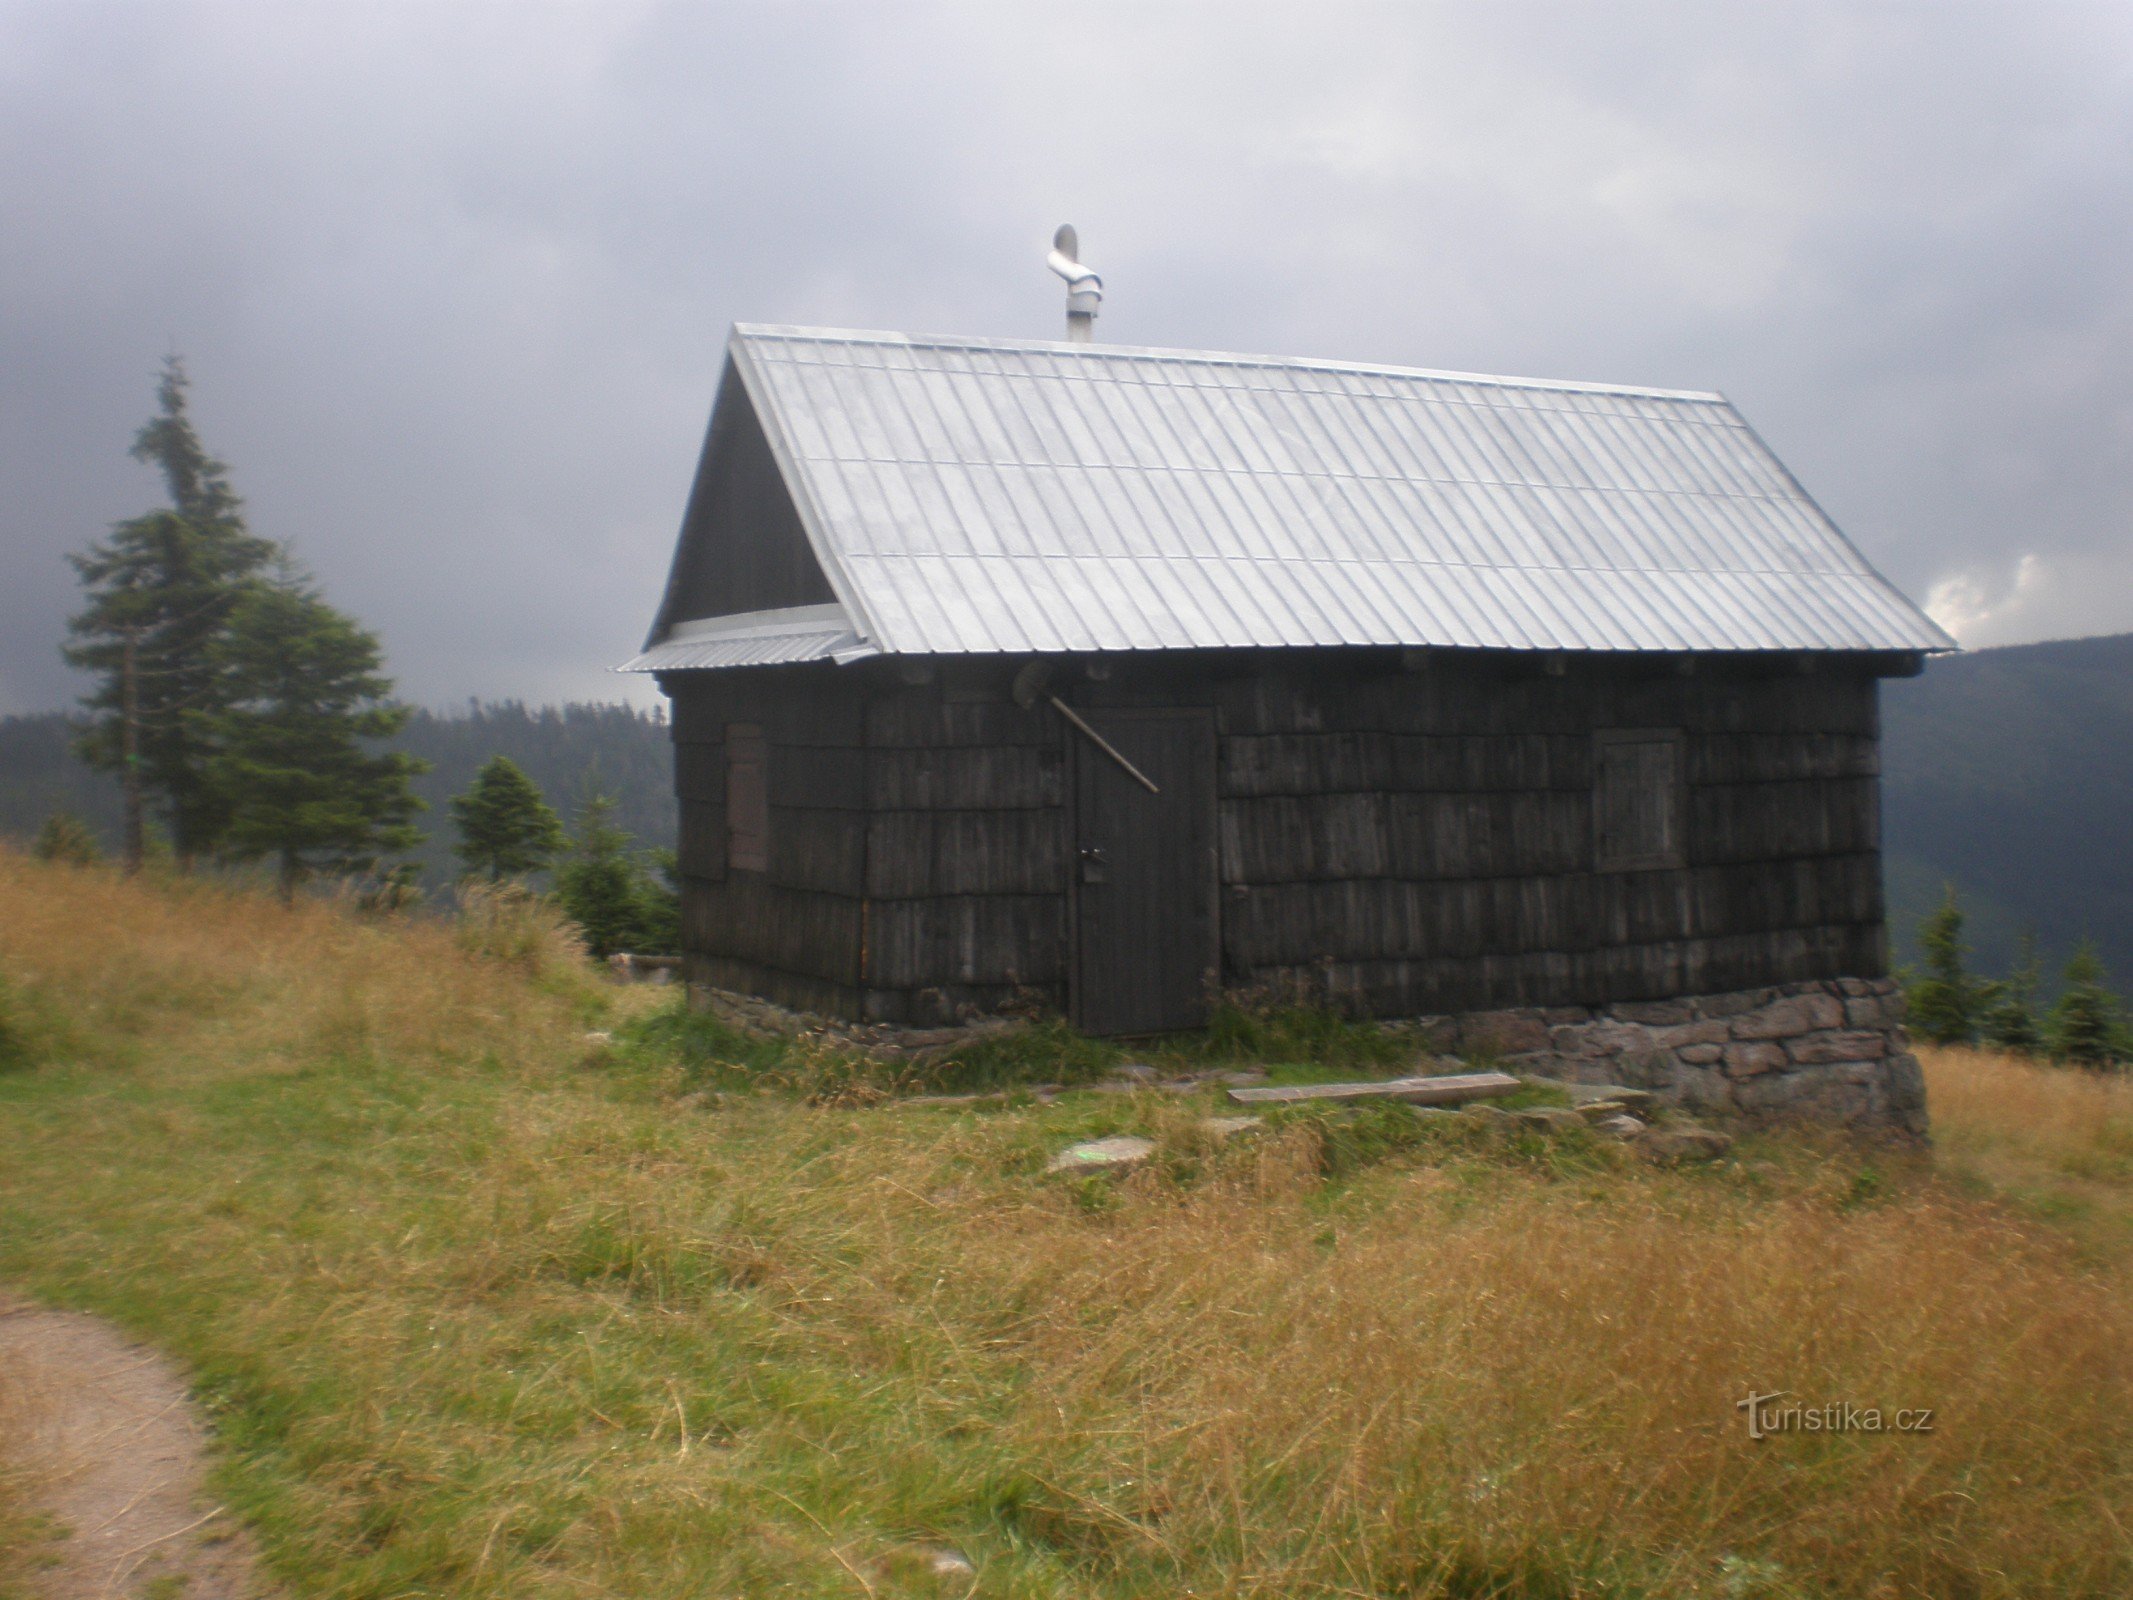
[{"left": 450, "top": 756, "right": 566, "bottom": 881}]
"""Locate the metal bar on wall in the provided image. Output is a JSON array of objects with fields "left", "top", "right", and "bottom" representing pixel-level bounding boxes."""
[{"left": 1049, "top": 696, "right": 1161, "bottom": 794}]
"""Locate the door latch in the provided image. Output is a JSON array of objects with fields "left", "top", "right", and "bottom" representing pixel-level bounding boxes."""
[{"left": 1078, "top": 844, "right": 1108, "bottom": 884}]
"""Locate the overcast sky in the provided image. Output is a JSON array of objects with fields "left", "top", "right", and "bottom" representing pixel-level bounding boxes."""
[{"left": 4, "top": 1, "right": 2130, "bottom": 715}]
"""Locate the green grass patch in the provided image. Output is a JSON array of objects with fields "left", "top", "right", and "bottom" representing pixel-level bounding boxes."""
[{"left": 2, "top": 858, "right": 2131, "bottom": 1599}]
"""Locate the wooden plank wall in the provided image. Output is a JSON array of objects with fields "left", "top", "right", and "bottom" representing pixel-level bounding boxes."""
[
  {"left": 1200, "top": 655, "right": 1885, "bottom": 1015},
  {"left": 668, "top": 666, "right": 868, "bottom": 1017},
  {"left": 667, "top": 665, "right": 1070, "bottom": 1024},
  {"left": 857, "top": 682, "right": 1068, "bottom": 1022},
  {"left": 666, "top": 651, "right": 1891, "bottom": 1026}
]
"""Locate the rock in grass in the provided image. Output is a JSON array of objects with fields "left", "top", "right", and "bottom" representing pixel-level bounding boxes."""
[
  {"left": 1520, "top": 1076, "right": 1655, "bottom": 1110},
  {"left": 1047, "top": 1135, "right": 1156, "bottom": 1174},
  {"left": 1198, "top": 1115, "right": 1261, "bottom": 1142},
  {"left": 881, "top": 1545, "right": 976, "bottom": 1583},
  {"left": 922, "top": 1547, "right": 975, "bottom": 1577},
  {"left": 1632, "top": 1124, "right": 1734, "bottom": 1165},
  {"left": 1594, "top": 1113, "right": 1647, "bottom": 1139}
]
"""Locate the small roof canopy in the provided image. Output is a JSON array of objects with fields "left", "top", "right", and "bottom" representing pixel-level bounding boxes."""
[{"left": 624, "top": 325, "right": 1953, "bottom": 671}]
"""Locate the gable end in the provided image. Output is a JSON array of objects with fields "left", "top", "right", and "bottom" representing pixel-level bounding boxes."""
[{"left": 645, "top": 361, "right": 838, "bottom": 648}]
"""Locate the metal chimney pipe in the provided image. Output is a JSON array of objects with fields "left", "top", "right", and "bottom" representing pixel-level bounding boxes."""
[{"left": 1046, "top": 224, "right": 1102, "bottom": 342}]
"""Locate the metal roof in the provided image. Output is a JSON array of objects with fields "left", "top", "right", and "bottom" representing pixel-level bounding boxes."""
[
  {"left": 641, "top": 324, "right": 1954, "bottom": 664},
  {"left": 618, "top": 603, "right": 864, "bottom": 672}
]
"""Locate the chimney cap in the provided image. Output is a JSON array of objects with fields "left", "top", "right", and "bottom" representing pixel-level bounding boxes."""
[{"left": 1046, "top": 223, "right": 1101, "bottom": 341}]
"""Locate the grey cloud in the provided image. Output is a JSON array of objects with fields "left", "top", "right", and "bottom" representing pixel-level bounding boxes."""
[{"left": 4, "top": 1, "right": 2131, "bottom": 713}]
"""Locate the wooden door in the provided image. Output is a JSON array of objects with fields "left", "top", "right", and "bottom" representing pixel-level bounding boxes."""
[{"left": 1070, "top": 708, "right": 1217, "bottom": 1035}]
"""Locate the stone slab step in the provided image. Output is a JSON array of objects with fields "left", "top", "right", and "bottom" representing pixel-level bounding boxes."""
[{"left": 1227, "top": 1071, "right": 1521, "bottom": 1108}]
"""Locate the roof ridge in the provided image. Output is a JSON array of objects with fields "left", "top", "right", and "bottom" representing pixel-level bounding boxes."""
[{"left": 730, "top": 323, "right": 1726, "bottom": 403}]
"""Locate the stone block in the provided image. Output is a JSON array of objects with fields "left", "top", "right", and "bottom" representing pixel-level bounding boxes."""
[
  {"left": 1539, "top": 1007, "right": 1593, "bottom": 1025},
  {"left": 1558, "top": 1019, "right": 1665, "bottom": 1063},
  {"left": 1696, "top": 987, "right": 1777, "bottom": 1019},
  {"left": 1731, "top": 1072, "right": 1800, "bottom": 1112},
  {"left": 1785, "top": 1030, "right": 1890, "bottom": 1065},
  {"left": 1722, "top": 1042, "right": 1788, "bottom": 1078},
  {"left": 1675, "top": 1043, "right": 1724, "bottom": 1066},
  {"left": 1842, "top": 996, "right": 1889, "bottom": 1028},
  {"left": 1669, "top": 1060, "right": 1738, "bottom": 1112},
  {"left": 1608, "top": 999, "right": 1693, "bottom": 1026},
  {"left": 1885, "top": 1052, "right": 1926, "bottom": 1113},
  {"left": 1458, "top": 1010, "right": 1553, "bottom": 1057},
  {"left": 1731, "top": 993, "right": 1845, "bottom": 1040},
  {"left": 1837, "top": 977, "right": 1877, "bottom": 997},
  {"left": 1652, "top": 1019, "right": 1731, "bottom": 1048}
]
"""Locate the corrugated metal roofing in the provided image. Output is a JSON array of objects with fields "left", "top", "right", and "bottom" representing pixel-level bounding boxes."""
[
  {"left": 649, "top": 324, "right": 1954, "bottom": 662},
  {"left": 618, "top": 603, "right": 864, "bottom": 673}
]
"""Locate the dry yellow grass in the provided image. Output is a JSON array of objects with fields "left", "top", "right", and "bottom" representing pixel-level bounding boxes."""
[
  {"left": 1922, "top": 1042, "right": 2133, "bottom": 1256},
  {"left": 0, "top": 849, "right": 2129, "bottom": 1598}
]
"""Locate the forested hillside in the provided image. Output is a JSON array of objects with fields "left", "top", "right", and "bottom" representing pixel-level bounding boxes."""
[
  {"left": 0, "top": 701, "right": 676, "bottom": 888},
  {"left": 6, "top": 636, "right": 2130, "bottom": 987},
  {"left": 1882, "top": 633, "right": 2133, "bottom": 984}
]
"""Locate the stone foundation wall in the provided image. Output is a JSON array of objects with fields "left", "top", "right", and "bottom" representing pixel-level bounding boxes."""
[{"left": 1415, "top": 978, "right": 1925, "bottom": 1136}]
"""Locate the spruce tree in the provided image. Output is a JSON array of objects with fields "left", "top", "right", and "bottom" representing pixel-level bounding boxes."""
[
  {"left": 450, "top": 756, "right": 566, "bottom": 881},
  {"left": 2047, "top": 942, "right": 2130, "bottom": 1069},
  {"left": 1981, "top": 929, "right": 2045, "bottom": 1056},
  {"left": 554, "top": 795, "right": 641, "bottom": 958},
  {"left": 552, "top": 795, "right": 678, "bottom": 959},
  {"left": 1906, "top": 885, "right": 1996, "bottom": 1045},
  {"left": 63, "top": 358, "right": 277, "bottom": 868},
  {"left": 204, "top": 576, "right": 428, "bottom": 902}
]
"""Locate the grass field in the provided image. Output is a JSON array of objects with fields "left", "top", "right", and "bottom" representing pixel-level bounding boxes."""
[{"left": 0, "top": 848, "right": 2129, "bottom": 1598}]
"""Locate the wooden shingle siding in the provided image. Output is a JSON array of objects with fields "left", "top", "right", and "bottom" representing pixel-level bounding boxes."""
[
  {"left": 864, "top": 809, "right": 1068, "bottom": 898},
  {"left": 855, "top": 674, "right": 1070, "bottom": 1017},
  {"left": 681, "top": 876, "right": 864, "bottom": 987},
  {"left": 866, "top": 746, "right": 1064, "bottom": 810},
  {"left": 863, "top": 895, "right": 1066, "bottom": 989},
  {"left": 865, "top": 693, "right": 1055, "bottom": 748},
  {"left": 667, "top": 668, "right": 867, "bottom": 1003},
  {"left": 665, "top": 651, "right": 1894, "bottom": 1027}
]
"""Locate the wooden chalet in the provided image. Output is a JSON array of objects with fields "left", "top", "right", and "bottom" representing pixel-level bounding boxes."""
[{"left": 625, "top": 325, "right": 1953, "bottom": 1035}]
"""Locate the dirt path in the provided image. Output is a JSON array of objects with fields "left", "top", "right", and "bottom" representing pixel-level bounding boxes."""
[{"left": 0, "top": 1295, "right": 269, "bottom": 1599}]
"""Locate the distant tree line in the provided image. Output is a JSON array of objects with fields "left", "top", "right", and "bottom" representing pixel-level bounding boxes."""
[
  {"left": 31, "top": 358, "right": 677, "bottom": 956},
  {"left": 1907, "top": 887, "right": 2130, "bottom": 1068}
]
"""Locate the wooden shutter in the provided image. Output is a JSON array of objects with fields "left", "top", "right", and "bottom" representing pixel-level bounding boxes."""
[
  {"left": 1594, "top": 729, "right": 1684, "bottom": 872},
  {"left": 726, "top": 724, "right": 769, "bottom": 873}
]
